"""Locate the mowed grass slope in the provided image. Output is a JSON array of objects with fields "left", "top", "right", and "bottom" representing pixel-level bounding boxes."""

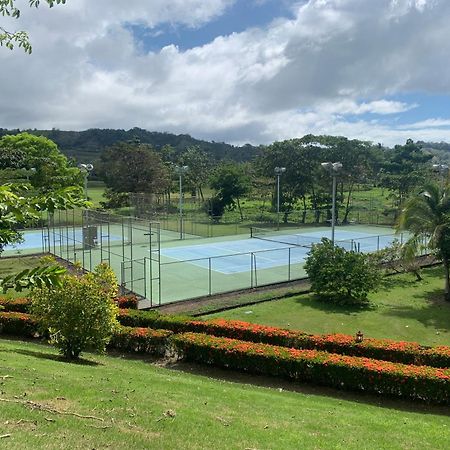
[
  {"left": 0, "top": 338, "right": 449, "bottom": 450},
  {"left": 208, "top": 266, "right": 450, "bottom": 346}
]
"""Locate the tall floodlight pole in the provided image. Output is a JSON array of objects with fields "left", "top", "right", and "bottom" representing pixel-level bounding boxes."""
[
  {"left": 432, "top": 163, "right": 449, "bottom": 188},
  {"left": 175, "top": 165, "right": 189, "bottom": 239},
  {"left": 274, "top": 167, "right": 286, "bottom": 230},
  {"left": 321, "top": 162, "right": 343, "bottom": 245},
  {"left": 78, "top": 163, "right": 94, "bottom": 199}
]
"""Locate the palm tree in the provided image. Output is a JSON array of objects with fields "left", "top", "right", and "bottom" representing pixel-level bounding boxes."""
[{"left": 398, "top": 182, "right": 450, "bottom": 301}]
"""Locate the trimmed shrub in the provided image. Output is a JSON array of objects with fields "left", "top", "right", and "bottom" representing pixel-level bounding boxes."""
[
  {"left": 171, "top": 332, "right": 450, "bottom": 405},
  {"left": 115, "top": 295, "right": 139, "bottom": 310},
  {"left": 0, "top": 312, "right": 38, "bottom": 337},
  {"left": 109, "top": 326, "right": 172, "bottom": 355},
  {"left": 0, "top": 297, "right": 30, "bottom": 313},
  {"left": 117, "top": 312, "right": 450, "bottom": 369},
  {"left": 304, "top": 238, "right": 381, "bottom": 303}
]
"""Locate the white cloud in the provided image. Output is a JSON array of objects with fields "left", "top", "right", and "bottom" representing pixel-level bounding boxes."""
[
  {"left": 397, "top": 118, "right": 450, "bottom": 130},
  {"left": 1, "top": 0, "right": 450, "bottom": 147}
]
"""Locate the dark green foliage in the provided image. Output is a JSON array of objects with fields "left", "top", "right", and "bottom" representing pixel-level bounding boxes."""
[
  {"left": 209, "top": 162, "right": 251, "bottom": 220},
  {"left": 304, "top": 238, "right": 381, "bottom": 303},
  {"left": 0, "top": 128, "right": 261, "bottom": 164},
  {"left": 98, "top": 141, "right": 170, "bottom": 195},
  {"left": 380, "top": 139, "right": 433, "bottom": 207}
]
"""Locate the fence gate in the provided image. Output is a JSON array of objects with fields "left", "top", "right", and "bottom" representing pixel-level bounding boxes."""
[{"left": 120, "top": 256, "right": 161, "bottom": 307}]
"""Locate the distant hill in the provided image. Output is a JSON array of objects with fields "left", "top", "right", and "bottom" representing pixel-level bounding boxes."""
[
  {"left": 417, "top": 141, "right": 450, "bottom": 164},
  {"left": 0, "top": 127, "right": 262, "bottom": 163}
]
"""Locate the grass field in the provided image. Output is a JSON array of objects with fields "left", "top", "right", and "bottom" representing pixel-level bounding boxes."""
[
  {"left": 208, "top": 266, "right": 450, "bottom": 346},
  {"left": 0, "top": 338, "right": 449, "bottom": 449}
]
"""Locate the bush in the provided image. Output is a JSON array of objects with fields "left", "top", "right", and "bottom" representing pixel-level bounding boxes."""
[
  {"left": 0, "top": 297, "right": 30, "bottom": 313},
  {"left": 0, "top": 311, "right": 37, "bottom": 337},
  {"left": 118, "top": 312, "right": 450, "bottom": 368},
  {"left": 171, "top": 332, "right": 450, "bottom": 405},
  {"left": 304, "top": 238, "right": 381, "bottom": 303},
  {"left": 109, "top": 326, "right": 172, "bottom": 355},
  {"left": 115, "top": 294, "right": 139, "bottom": 309},
  {"left": 30, "top": 264, "right": 120, "bottom": 359}
]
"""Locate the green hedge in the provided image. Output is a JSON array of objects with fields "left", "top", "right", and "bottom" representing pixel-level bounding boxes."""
[
  {"left": 0, "top": 298, "right": 30, "bottom": 313},
  {"left": 0, "top": 312, "right": 38, "bottom": 337},
  {"left": 109, "top": 326, "right": 172, "bottom": 355},
  {"left": 171, "top": 332, "right": 450, "bottom": 405},
  {"left": 0, "top": 313, "right": 170, "bottom": 356},
  {"left": 118, "top": 311, "right": 450, "bottom": 369}
]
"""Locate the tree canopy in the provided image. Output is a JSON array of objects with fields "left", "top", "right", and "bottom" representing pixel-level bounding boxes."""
[
  {"left": 0, "top": 132, "right": 82, "bottom": 191},
  {"left": 98, "top": 141, "right": 170, "bottom": 195}
]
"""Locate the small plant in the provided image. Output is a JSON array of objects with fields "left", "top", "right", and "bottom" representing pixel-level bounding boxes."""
[
  {"left": 304, "top": 238, "right": 381, "bottom": 304},
  {"left": 31, "top": 263, "right": 119, "bottom": 359}
]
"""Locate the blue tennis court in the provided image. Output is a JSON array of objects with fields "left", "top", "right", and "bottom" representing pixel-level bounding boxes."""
[{"left": 160, "top": 228, "right": 400, "bottom": 274}]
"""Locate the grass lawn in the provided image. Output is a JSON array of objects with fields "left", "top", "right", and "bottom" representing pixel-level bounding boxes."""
[
  {"left": 87, "top": 181, "right": 106, "bottom": 208},
  {"left": 0, "top": 256, "right": 43, "bottom": 299},
  {"left": 0, "top": 338, "right": 449, "bottom": 449},
  {"left": 207, "top": 266, "right": 450, "bottom": 347}
]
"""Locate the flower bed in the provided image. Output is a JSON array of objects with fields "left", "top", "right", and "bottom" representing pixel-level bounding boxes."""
[
  {"left": 171, "top": 332, "right": 450, "bottom": 405},
  {"left": 109, "top": 326, "right": 172, "bottom": 355},
  {"left": 0, "top": 297, "right": 31, "bottom": 313},
  {"left": 0, "top": 311, "right": 38, "bottom": 336},
  {"left": 115, "top": 295, "right": 139, "bottom": 310},
  {"left": 0, "top": 312, "right": 171, "bottom": 356},
  {"left": 118, "top": 311, "right": 450, "bottom": 369}
]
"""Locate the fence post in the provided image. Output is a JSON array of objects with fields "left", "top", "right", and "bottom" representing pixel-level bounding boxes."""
[
  {"left": 288, "top": 248, "right": 291, "bottom": 281},
  {"left": 250, "top": 253, "right": 254, "bottom": 288},
  {"left": 209, "top": 258, "right": 212, "bottom": 296}
]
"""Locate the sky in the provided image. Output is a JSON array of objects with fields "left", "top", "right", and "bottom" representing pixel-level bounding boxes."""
[{"left": 1, "top": 0, "right": 450, "bottom": 147}]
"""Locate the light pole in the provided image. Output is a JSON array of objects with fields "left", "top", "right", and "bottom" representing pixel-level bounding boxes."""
[
  {"left": 321, "top": 161, "right": 343, "bottom": 245},
  {"left": 432, "top": 163, "right": 449, "bottom": 188},
  {"left": 78, "top": 163, "right": 94, "bottom": 199},
  {"left": 175, "top": 165, "right": 189, "bottom": 239},
  {"left": 274, "top": 167, "right": 286, "bottom": 230}
]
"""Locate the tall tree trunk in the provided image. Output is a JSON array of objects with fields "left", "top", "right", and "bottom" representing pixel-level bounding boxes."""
[
  {"left": 301, "top": 196, "right": 307, "bottom": 224},
  {"left": 444, "top": 258, "right": 450, "bottom": 301},
  {"left": 237, "top": 197, "right": 244, "bottom": 221},
  {"left": 199, "top": 185, "right": 204, "bottom": 202},
  {"left": 342, "top": 182, "right": 354, "bottom": 224}
]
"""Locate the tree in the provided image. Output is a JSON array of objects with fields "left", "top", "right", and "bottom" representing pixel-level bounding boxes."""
[
  {"left": 304, "top": 238, "right": 381, "bottom": 304},
  {"left": 98, "top": 141, "right": 170, "bottom": 196},
  {"left": 209, "top": 162, "right": 251, "bottom": 221},
  {"left": 0, "top": 0, "right": 66, "bottom": 53},
  {"left": 31, "top": 263, "right": 119, "bottom": 359},
  {"left": 179, "top": 146, "right": 210, "bottom": 201},
  {"left": 0, "top": 133, "right": 82, "bottom": 191},
  {"left": 0, "top": 183, "right": 88, "bottom": 292},
  {"left": 398, "top": 183, "right": 450, "bottom": 301},
  {"left": 380, "top": 139, "right": 432, "bottom": 210}
]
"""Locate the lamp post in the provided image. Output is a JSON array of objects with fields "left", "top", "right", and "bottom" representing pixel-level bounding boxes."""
[
  {"left": 432, "top": 163, "right": 449, "bottom": 188},
  {"left": 175, "top": 165, "right": 189, "bottom": 239},
  {"left": 321, "top": 161, "right": 343, "bottom": 245},
  {"left": 78, "top": 163, "right": 94, "bottom": 199},
  {"left": 274, "top": 167, "right": 286, "bottom": 230}
]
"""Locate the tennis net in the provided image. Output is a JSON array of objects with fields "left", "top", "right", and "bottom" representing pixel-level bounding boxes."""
[{"left": 250, "top": 227, "right": 325, "bottom": 248}]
